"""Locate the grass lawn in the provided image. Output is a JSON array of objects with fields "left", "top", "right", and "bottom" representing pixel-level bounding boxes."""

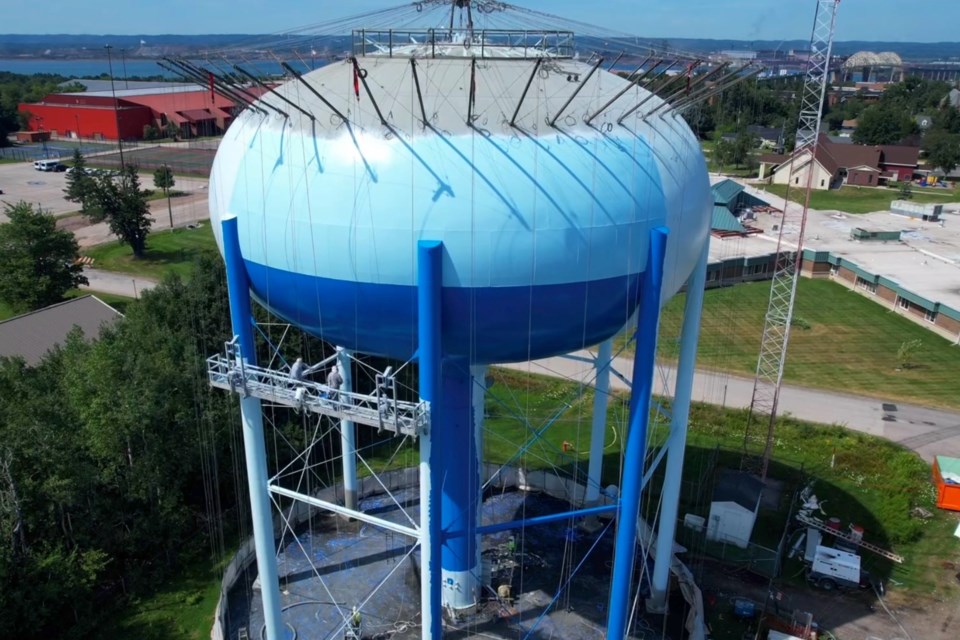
[
  {"left": 641, "top": 278, "right": 960, "bottom": 410},
  {"left": 83, "top": 223, "right": 216, "bottom": 281},
  {"left": 91, "top": 549, "right": 223, "bottom": 640},
  {"left": 763, "top": 183, "right": 958, "bottom": 214}
]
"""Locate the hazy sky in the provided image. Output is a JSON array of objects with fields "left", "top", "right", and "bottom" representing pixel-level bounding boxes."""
[{"left": 7, "top": 0, "right": 957, "bottom": 42}]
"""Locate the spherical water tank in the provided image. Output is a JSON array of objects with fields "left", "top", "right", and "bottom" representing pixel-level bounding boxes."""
[{"left": 210, "top": 56, "right": 711, "bottom": 363}]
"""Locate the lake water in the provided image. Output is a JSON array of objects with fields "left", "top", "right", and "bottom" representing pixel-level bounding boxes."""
[{"left": 0, "top": 58, "right": 302, "bottom": 78}]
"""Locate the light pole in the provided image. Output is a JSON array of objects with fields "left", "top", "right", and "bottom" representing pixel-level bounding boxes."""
[
  {"left": 163, "top": 164, "right": 174, "bottom": 229},
  {"left": 104, "top": 44, "right": 125, "bottom": 168},
  {"left": 120, "top": 47, "right": 129, "bottom": 89}
]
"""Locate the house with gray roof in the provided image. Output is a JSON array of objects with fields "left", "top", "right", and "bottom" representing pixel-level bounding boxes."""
[{"left": 0, "top": 295, "right": 121, "bottom": 366}]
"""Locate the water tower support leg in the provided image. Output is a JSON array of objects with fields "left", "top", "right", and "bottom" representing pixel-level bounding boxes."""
[
  {"left": 337, "top": 347, "right": 358, "bottom": 511},
  {"left": 647, "top": 238, "right": 709, "bottom": 613},
  {"left": 221, "top": 217, "right": 285, "bottom": 640},
  {"left": 585, "top": 338, "right": 613, "bottom": 506},
  {"left": 438, "top": 359, "right": 481, "bottom": 612},
  {"left": 417, "top": 240, "right": 443, "bottom": 640},
  {"left": 606, "top": 227, "right": 668, "bottom": 640}
]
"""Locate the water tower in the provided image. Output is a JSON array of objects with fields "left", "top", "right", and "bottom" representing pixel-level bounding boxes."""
[{"left": 206, "top": 4, "right": 717, "bottom": 638}]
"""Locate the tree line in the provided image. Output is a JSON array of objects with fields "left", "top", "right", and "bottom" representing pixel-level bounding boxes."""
[{"left": 0, "top": 256, "right": 238, "bottom": 638}]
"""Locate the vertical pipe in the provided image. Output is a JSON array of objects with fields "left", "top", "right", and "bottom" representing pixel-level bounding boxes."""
[
  {"left": 606, "top": 227, "right": 669, "bottom": 640},
  {"left": 221, "top": 217, "right": 285, "bottom": 640},
  {"left": 337, "top": 347, "right": 358, "bottom": 511},
  {"left": 648, "top": 237, "right": 709, "bottom": 613},
  {"left": 417, "top": 240, "right": 443, "bottom": 640},
  {"left": 585, "top": 338, "right": 613, "bottom": 505},
  {"left": 472, "top": 365, "right": 487, "bottom": 594},
  {"left": 439, "top": 359, "right": 480, "bottom": 611}
]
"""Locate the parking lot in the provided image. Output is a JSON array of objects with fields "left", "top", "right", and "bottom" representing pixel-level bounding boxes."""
[
  {"left": 0, "top": 159, "right": 212, "bottom": 225},
  {"left": 0, "top": 160, "right": 80, "bottom": 217}
]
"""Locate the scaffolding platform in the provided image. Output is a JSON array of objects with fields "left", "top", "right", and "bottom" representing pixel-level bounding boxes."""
[{"left": 206, "top": 354, "right": 429, "bottom": 438}]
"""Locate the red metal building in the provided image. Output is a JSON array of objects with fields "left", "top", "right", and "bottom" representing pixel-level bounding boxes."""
[{"left": 18, "top": 84, "right": 267, "bottom": 141}]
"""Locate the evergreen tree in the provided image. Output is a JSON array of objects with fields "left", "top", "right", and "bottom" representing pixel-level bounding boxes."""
[
  {"left": 90, "top": 165, "right": 152, "bottom": 258},
  {"left": 63, "top": 148, "right": 98, "bottom": 215}
]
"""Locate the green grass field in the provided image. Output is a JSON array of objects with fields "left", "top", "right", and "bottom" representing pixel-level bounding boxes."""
[
  {"left": 763, "top": 183, "right": 957, "bottom": 214},
  {"left": 648, "top": 278, "right": 960, "bottom": 409},
  {"left": 82, "top": 224, "right": 216, "bottom": 280},
  {"left": 91, "top": 549, "right": 222, "bottom": 640}
]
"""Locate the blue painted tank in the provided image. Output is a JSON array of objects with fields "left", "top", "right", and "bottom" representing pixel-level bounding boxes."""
[{"left": 210, "top": 56, "right": 711, "bottom": 364}]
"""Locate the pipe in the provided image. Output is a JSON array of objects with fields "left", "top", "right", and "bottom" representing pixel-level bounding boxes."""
[
  {"left": 417, "top": 240, "right": 443, "bottom": 640},
  {"left": 585, "top": 339, "right": 613, "bottom": 504},
  {"left": 648, "top": 236, "right": 709, "bottom": 612},
  {"left": 221, "top": 217, "right": 285, "bottom": 640},
  {"left": 337, "top": 347, "right": 358, "bottom": 511},
  {"left": 606, "top": 226, "right": 669, "bottom": 640}
]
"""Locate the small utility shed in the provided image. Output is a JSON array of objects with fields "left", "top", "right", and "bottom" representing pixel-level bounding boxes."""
[
  {"left": 706, "top": 470, "right": 765, "bottom": 548},
  {"left": 0, "top": 295, "right": 121, "bottom": 366},
  {"left": 933, "top": 456, "right": 960, "bottom": 511}
]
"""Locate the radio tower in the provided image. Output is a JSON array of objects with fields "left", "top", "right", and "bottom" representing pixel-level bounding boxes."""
[{"left": 743, "top": 0, "right": 840, "bottom": 479}]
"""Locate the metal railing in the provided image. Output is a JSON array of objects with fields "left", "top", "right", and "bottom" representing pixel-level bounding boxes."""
[
  {"left": 352, "top": 28, "right": 575, "bottom": 59},
  {"left": 206, "top": 353, "right": 429, "bottom": 438}
]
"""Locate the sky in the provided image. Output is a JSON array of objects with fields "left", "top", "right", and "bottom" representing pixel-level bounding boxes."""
[{"left": 5, "top": 0, "right": 958, "bottom": 42}]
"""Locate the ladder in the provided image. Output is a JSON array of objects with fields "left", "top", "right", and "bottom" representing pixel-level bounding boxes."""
[{"left": 796, "top": 513, "right": 904, "bottom": 564}]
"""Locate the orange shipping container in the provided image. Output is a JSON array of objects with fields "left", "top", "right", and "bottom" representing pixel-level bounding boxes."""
[{"left": 933, "top": 456, "right": 960, "bottom": 512}]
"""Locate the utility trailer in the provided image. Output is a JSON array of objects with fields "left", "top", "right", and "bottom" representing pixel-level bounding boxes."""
[{"left": 805, "top": 545, "right": 870, "bottom": 591}]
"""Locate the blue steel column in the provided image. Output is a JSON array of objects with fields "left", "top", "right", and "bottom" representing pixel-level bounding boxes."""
[
  {"left": 221, "top": 216, "right": 285, "bottom": 640},
  {"left": 585, "top": 338, "right": 613, "bottom": 505},
  {"left": 417, "top": 240, "right": 442, "bottom": 640},
  {"left": 606, "top": 227, "right": 669, "bottom": 639},
  {"left": 336, "top": 347, "right": 358, "bottom": 511},
  {"left": 648, "top": 237, "right": 709, "bottom": 613},
  {"left": 439, "top": 358, "right": 480, "bottom": 610}
]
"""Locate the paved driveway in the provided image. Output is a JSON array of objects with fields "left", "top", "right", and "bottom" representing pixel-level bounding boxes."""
[{"left": 503, "top": 350, "right": 960, "bottom": 462}]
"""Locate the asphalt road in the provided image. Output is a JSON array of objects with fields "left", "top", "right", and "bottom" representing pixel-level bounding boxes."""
[
  {"left": 502, "top": 349, "right": 960, "bottom": 462},
  {"left": 83, "top": 268, "right": 158, "bottom": 299}
]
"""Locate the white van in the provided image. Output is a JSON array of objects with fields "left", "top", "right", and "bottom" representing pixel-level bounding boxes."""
[{"left": 33, "top": 159, "right": 65, "bottom": 172}]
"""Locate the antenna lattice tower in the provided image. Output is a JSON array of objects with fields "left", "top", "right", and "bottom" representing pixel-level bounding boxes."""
[{"left": 743, "top": 0, "right": 840, "bottom": 479}]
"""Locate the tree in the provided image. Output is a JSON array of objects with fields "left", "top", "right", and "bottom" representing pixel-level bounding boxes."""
[
  {"left": 63, "top": 148, "right": 98, "bottom": 215},
  {"left": 0, "top": 201, "right": 88, "bottom": 313},
  {"left": 153, "top": 165, "right": 176, "bottom": 229},
  {"left": 896, "top": 338, "right": 922, "bottom": 370},
  {"left": 142, "top": 124, "right": 158, "bottom": 140},
  {"left": 922, "top": 129, "right": 960, "bottom": 175},
  {"left": 89, "top": 165, "right": 152, "bottom": 258},
  {"left": 165, "top": 120, "right": 180, "bottom": 140},
  {"left": 898, "top": 181, "right": 913, "bottom": 200},
  {"left": 852, "top": 105, "right": 916, "bottom": 145}
]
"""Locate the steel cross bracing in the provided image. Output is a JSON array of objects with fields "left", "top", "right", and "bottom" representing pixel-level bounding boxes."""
[
  {"left": 743, "top": 0, "right": 839, "bottom": 479},
  {"left": 207, "top": 346, "right": 429, "bottom": 439}
]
